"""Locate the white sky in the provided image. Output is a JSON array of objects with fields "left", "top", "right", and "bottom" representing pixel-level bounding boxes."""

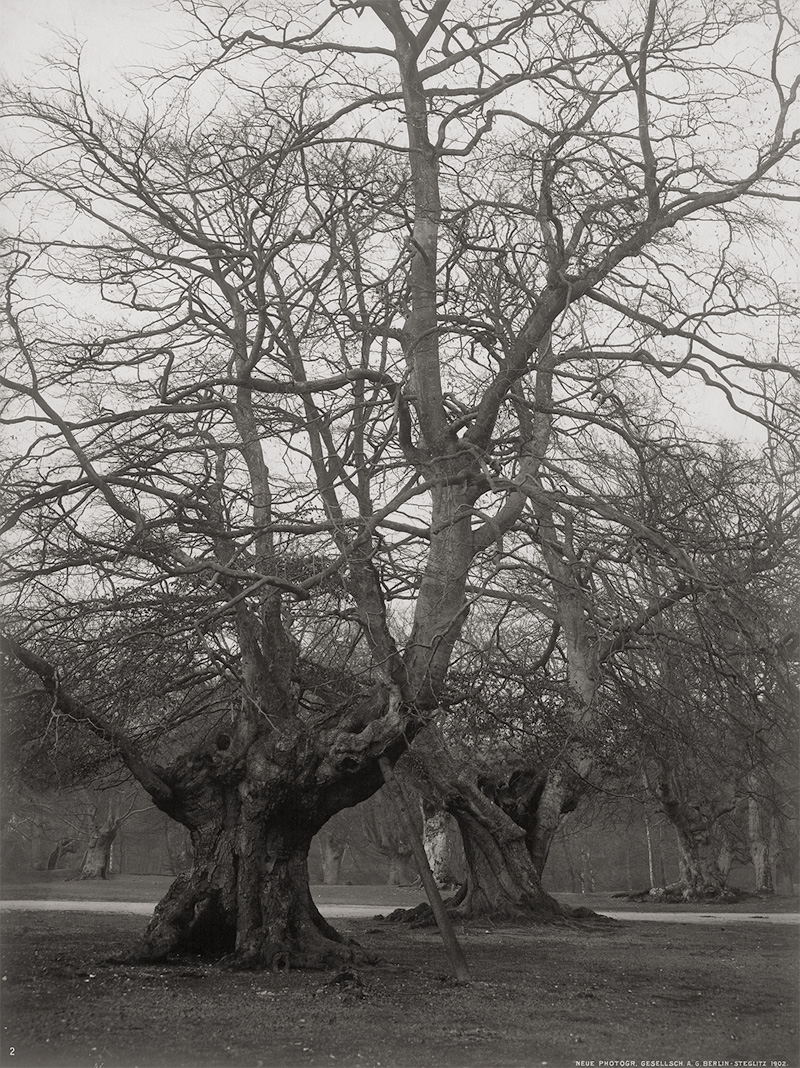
[
  {"left": 0, "top": 0, "right": 789, "bottom": 445},
  {"left": 0, "top": 0, "right": 186, "bottom": 83}
]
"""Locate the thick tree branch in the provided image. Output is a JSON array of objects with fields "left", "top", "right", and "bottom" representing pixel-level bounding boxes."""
[{"left": 0, "top": 634, "right": 173, "bottom": 807}]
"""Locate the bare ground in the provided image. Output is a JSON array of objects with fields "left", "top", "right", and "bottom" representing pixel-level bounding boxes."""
[{"left": 1, "top": 902, "right": 797, "bottom": 1068}]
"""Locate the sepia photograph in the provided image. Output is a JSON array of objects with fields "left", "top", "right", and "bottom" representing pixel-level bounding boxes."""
[{"left": 0, "top": 1, "right": 798, "bottom": 1066}]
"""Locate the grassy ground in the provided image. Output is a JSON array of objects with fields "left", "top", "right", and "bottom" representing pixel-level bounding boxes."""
[{"left": 1, "top": 879, "right": 798, "bottom": 1068}]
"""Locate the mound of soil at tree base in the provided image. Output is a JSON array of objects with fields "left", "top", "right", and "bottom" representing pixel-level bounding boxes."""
[
  {"left": 619, "top": 885, "right": 746, "bottom": 904},
  {"left": 2, "top": 909, "right": 797, "bottom": 1067},
  {"left": 380, "top": 895, "right": 609, "bottom": 927}
]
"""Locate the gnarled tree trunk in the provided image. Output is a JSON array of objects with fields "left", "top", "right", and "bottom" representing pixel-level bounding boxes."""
[
  {"left": 450, "top": 800, "right": 563, "bottom": 922},
  {"left": 128, "top": 700, "right": 405, "bottom": 969},
  {"left": 78, "top": 826, "right": 118, "bottom": 880},
  {"left": 672, "top": 824, "right": 731, "bottom": 899},
  {"left": 653, "top": 777, "right": 734, "bottom": 901},
  {"left": 398, "top": 732, "right": 567, "bottom": 924}
]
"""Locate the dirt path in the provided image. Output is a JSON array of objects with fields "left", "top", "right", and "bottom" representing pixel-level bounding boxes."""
[{"left": 2, "top": 898, "right": 798, "bottom": 923}]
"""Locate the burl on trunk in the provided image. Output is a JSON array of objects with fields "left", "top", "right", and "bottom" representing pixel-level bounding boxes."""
[{"left": 130, "top": 699, "right": 406, "bottom": 970}]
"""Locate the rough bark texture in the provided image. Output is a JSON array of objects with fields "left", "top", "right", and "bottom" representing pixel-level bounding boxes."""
[
  {"left": 394, "top": 733, "right": 572, "bottom": 925},
  {"left": 748, "top": 794, "right": 778, "bottom": 893},
  {"left": 449, "top": 802, "right": 565, "bottom": 922},
  {"left": 421, "top": 805, "right": 466, "bottom": 889},
  {"left": 125, "top": 695, "right": 406, "bottom": 969},
  {"left": 653, "top": 778, "right": 735, "bottom": 901},
  {"left": 78, "top": 827, "right": 118, "bottom": 880}
]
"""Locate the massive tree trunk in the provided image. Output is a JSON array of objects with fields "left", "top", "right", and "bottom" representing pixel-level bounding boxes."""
[
  {"left": 127, "top": 694, "right": 407, "bottom": 970},
  {"left": 450, "top": 799, "right": 564, "bottom": 922},
  {"left": 138, "top": 810, "right": 348, "bottom": 969},
  {"left": 460, "top": 744, "right": 588, "bottom": 885},
  {"left": 397, "top": 732, "right": 568, "bottom": 924},
  {"left": 672, "top": 824, "right": 731, "bottom": 899},
  {"left": 652, "top": 777, "right": 734, "bottom": 901},
  {"left": 78, "top": 825, "right": 118, "bottom": 880}
]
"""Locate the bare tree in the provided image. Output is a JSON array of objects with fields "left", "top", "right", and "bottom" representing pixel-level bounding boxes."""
[
  {"left": 614, "top": 530, "right": 799, "bottom": 900},
  {"left": 75, "top": 788, "right": 152, "bottom": 880},
  {"left": 1, "top": 0, "right": 799, "bottom": 965}
]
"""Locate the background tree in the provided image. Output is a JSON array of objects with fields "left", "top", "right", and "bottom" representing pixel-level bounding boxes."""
[
  {"left": 74, "top": 787, "right": 152, "bottom": 880},
  {"left": 611, "top": 492, "right": 799, "bottom": 899},
  {"left": 396, "top": 420, "right": 798, "bottom": 914}
]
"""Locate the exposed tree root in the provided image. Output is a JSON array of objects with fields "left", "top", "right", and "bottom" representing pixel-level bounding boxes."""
[
  {"left": 219, "top": 937, "right": 379, "bottom": 972},
  {"left": 118, "top": 863, "right": 383, "bottom": 971},
  {"left": 381, "top": 890, "right": 609, "bottom": 928},
  {"left": 618, "top": 883, "right": 741, "bottom": 904}
]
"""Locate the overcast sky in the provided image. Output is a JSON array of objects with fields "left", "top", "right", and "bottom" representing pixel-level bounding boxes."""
[
  {"left": 1, "top": 0, "right": 184, "bottom": 83},
  {"left": 0, "top": 0, "right": 781, "bottom": 444}
]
